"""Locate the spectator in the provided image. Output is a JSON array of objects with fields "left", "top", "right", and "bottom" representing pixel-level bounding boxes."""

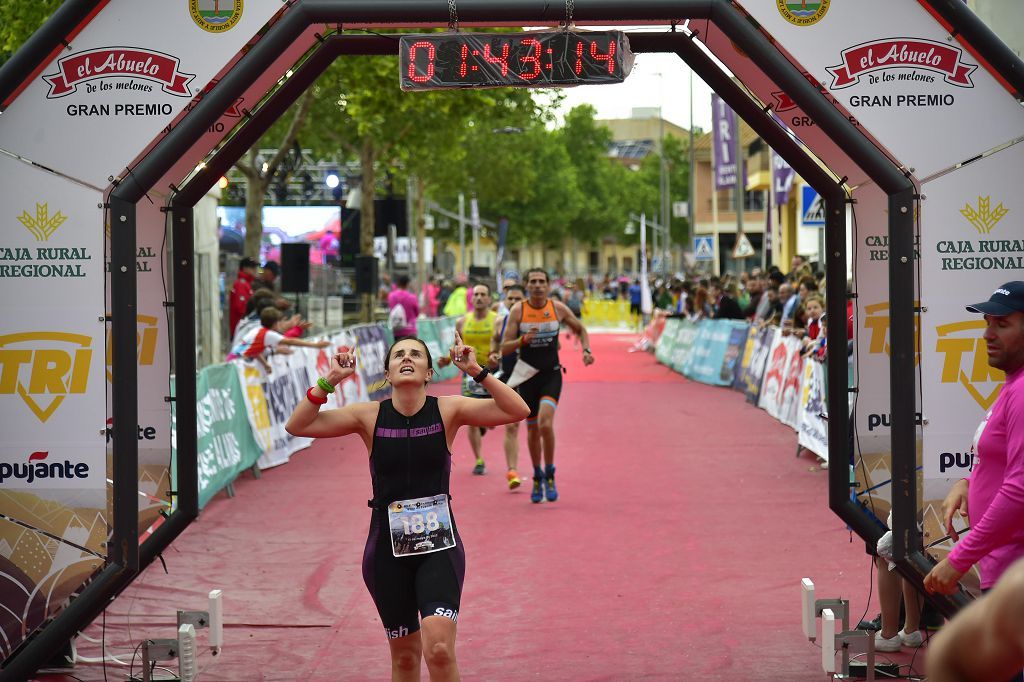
[
  {"left": 628, "top": 279, "right": 642, "bottom": 320},
  {"left": 260, "top": 260, "right": 281, "bottom": 293},
  {"left": 228, "top": 306, "right": 329, "bottom": 373},
  {"left": 228, "top": 257, "right": 259, "bottom": 338},
  {"left": 710, "top": 279, "right": 745, "bottom": 320},
  {"left": 387, "top": 274, "right": 419, "bottom": 339},
  {"left": 443, "top": 279, "right": 469, "bottom": 317},
  {"left": 925, "top": 282, "right": 1024, "bottom": 617}
]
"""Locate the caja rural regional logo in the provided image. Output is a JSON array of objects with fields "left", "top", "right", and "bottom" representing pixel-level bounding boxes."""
[
  {"left": 961, "top": 196, "right": 1008, "bottom": 235},
  {"left": 18, "top": 203, "right": 67, "bottom": 241},
  {"left": 190, "top": 0, "right": 243, "bottom": 33},
  {"left": 935, "top": 320, "right": 1004, "bottom": 410},
  {"left": 777, "top": 0, "right": 829, "bottom": 26},
  {"left": 0, "top": 332, "right": 94, "bottom": 422}
]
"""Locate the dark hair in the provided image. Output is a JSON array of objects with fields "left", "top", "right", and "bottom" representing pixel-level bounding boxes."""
[
  {"left": 240, "top": 256, "right": 259, "bottom": 270},
  {"left": 505, "top": 284, "right": 526, "bottom": 296},
  {"left": 262, "top": 260, "right": 280, "bottom": 276},
  {"left": 525, "top": 267, "right": 548, "bottom": 283},
  {"left": 396, "top": 274, "right": 410, "bottom": 287},
  {"left": 384, "top": 336, "right": 433, "bottom": 373},
  {"left": 472, "top": 282, "right": 492, "bottom": 296},
  {"left": 260, "top": 306, "right": 283, "bottom": 328}
]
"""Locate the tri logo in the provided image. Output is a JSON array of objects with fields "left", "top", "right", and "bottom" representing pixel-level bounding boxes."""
[{"left": 0, "top": 332, "right": 93, "bottom": 422}]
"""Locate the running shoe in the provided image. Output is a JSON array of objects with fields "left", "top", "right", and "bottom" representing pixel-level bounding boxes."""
[
  {"left": 507, "top": 469, "right": 521, "bottom": 490},
  {"left": 544, "top": 476, "right": 558, "bottom": 502},
  {"left": 472, "top": 459, "right": 486, "bottom": 475},
  {"left": 531, "top": 478, "right": 543, "bottom": 503}
]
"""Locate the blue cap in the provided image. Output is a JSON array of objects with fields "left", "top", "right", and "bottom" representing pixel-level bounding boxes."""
[{"left": 966, "top": 281, "right": 1024, "bottom": 316}]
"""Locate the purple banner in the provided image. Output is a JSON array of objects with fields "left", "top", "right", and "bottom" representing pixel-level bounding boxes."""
[
  {"left": 712, "top": 94, "right": 738, "bottom": 190},
  {"left": 772, "top": 150, "right": 796, "bottom": 207}
]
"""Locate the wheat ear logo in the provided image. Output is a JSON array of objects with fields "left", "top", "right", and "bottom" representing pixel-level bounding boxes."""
[
  {"left": 17, "top": 203, "right": 68, "bottom": 241},
  {"left": 960, "top": 196, "right": 1008, "bottom": 235}
]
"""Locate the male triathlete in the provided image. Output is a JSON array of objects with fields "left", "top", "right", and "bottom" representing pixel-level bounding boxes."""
[
  {"left": 491, "top": 284, "right": 527, "bottom": 490},
  {"left": 438, "top": 283, "right": 497, "bottom": 475},
  {"left": 501, "top": 268, "right": 594, "bottom": 503}
]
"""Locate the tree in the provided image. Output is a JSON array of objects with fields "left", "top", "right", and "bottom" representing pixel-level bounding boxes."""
[
  {"left": 0, "top": 0, "right": 61, "bottom": 67},
  {"left": 234, "top": 89, "right": 316, "bottom": 258}
]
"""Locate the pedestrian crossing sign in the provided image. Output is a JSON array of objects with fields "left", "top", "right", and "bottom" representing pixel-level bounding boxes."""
[
  {"left": 694, "top": 236, "right": 715, "bottom": 261},
  {"left": 732, "top": 232, "right": 756, "bottom": 259}
]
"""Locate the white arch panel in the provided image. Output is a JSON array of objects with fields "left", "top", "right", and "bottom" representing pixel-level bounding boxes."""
[
  {"left": 0, "top": 0, "right": 287, "bottom": 189},
  {"left": 735, "top": 0, "right": 1024, "bottom": 177}
]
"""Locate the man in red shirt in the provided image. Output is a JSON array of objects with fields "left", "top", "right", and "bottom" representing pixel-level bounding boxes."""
[{"left": 229, "top": 257, "right": 259, "bottom": 337}]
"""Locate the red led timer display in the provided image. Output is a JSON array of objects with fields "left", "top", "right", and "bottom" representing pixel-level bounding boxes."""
[{"left": 399, "top": 31, "right": 633, "bottom": 91}]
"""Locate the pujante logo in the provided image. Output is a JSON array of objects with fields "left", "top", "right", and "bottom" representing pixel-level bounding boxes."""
[
  {"left": 0, "top": 450, "right": 91, "bottom": 486},
  {"left": 828, "top": 38, "right": 977, "bottom": 90},
  {"left": 777, "top": 0, "right": 830, "bottom": 26},
  {"left": 18, "top": 203, "right": 67, "bottom": 242},
  {"left": 42, "top": 47, "right": 196, "bottom": 98},
  {"left": 190, "top": 0, "right": 243, "bottom": 33},
  {"left": 935, "top": 320, "right": 1005, "bottom": 410},
  {"left": 0, "top": 332, "right": 93, "bottom": 422},
  {"left": 961, "top": 196, "right": 1008, "bottom": 235}
]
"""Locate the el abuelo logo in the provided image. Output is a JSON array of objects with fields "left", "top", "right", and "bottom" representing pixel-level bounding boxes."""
[
  {"left": 776, "top": 0, "right": 829, "bottom": 26},
  {"left": 935, "top": 319, "right": 1005, "bottom": 410},
  {"left": 0, "top": 332, "right": 93, "bottom": 422},
  {"left": 828, "top": 38, "right": 977, "bottom": 98},
  {"left": 43, "top": 47, "right": 195, "bottom": 99},
  {"left": 0, "top": 451, "right": 90, "bottom": 486},
  {"left": 190, "top": 0, "right": 243, "bottom": 33}
]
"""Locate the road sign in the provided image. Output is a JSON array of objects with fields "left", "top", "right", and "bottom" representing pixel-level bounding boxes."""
[
  {"left": 694, "top": 236, "right": 715, "bottom": 261},
  {"left": 673, "top": 201, "right": 689, "bottom": 218},
  {"left": 732, "top": 232, "right": 756, "bottom": 259},
  {"left": 801, "top": 186, "right": 826, "bottom": 227}
]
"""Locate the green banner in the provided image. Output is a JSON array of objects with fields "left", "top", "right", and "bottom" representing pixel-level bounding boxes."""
[
  {"left": 655, "top": 317, "right": 681, "bottom": 367},
  {"left": 189, "top": 363, "right": 264, "bottom": 508},
  {"left": 419, "top": 317, "right": 460, "bottom": 382},
  {"left": 670, "top": 318, "right": 699, "bottom": 374}
]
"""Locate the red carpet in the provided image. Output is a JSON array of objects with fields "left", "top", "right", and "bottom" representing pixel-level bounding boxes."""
[{"left": 40, "top": 333, "right": 926, "bottom": 681}]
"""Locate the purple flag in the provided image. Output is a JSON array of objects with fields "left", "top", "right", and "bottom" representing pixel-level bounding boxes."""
[
  {"left": 712, "top": 94, "right": 738, "bottom": 190},
  {"left": 772, "top": 150, "right": 796, "bottom": 207}
]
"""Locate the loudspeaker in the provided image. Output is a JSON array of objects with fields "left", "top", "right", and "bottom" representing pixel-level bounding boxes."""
[
  {"left": 280, "top": 242, "right": 310, "bottom": 293},
  {"left": 469, "top": 265, "right": 491, "bottom": 279},
  {"left": 354, "top": 254, "right": 378, "bottom": 294},
  {"left": 338, "top": 208, "right": 360, "bottom": 268}
]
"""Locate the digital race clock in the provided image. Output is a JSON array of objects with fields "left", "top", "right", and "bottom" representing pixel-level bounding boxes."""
[{"left": 399, "top": 31, "right": 634, "bottom": 91}]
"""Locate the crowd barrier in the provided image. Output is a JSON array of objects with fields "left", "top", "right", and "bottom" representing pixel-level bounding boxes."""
[
  {"left": 172, "top": 317, "right": 459, "bottom": 509},
  {"left": 651, "top": 316, "right": 831, "bottom": 461},
  {"left": 580, "top": 299, "right": 637, "bottom": 329}
]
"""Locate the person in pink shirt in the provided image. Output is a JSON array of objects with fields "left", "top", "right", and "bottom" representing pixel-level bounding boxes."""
[
  {"left": 925, "top": 281, "right": 1024, "bottom": 605},
  {"left": 386, "top": 274, "right": 419, "bottom": 339}
]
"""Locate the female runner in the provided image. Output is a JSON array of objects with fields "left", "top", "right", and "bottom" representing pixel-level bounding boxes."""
[{"left": 286, "top": 333, "right": 529, "bottom": 681}]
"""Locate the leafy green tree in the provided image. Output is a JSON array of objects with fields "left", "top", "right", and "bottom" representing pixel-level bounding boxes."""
[
  {"left": 634, "top": 134, "right": 691, "bottom": 245},
  {"left": 0, "top": 0, "right": 61, "bottom": 67}
]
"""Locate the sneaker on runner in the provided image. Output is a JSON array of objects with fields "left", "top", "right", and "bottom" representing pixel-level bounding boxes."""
[
  {"left": 531, "top": 478, "right": 543, "bottom": 503},
  {"left": 507, "top": 469, "right": 521, "bottom": 490},
  {"left": 472, "top": 460, "right": 486, "bottom": 475},
  {"left": 544, "top": 476, "right": 558, "bottom": 502}
]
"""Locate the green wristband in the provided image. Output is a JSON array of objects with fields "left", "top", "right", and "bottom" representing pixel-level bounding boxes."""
[{"left": 317, "top": 376, "right": 336, "bottom": 393}]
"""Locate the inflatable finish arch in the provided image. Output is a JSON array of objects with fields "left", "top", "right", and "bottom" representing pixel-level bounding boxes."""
[{"left": 1, "top": 0, "right": 1021, "bottom": 676}]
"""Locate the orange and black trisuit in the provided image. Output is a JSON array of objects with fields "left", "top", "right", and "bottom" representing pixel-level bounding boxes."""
[{"left": 517, "top": 298, "right": 562, "bottom": 420}]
